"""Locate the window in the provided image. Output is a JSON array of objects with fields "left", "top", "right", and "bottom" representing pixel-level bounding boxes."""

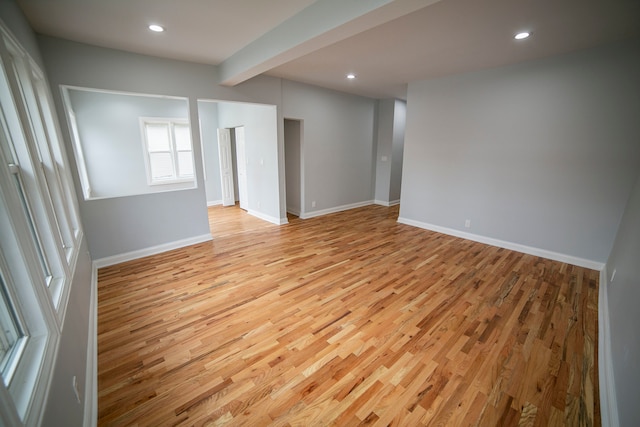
[
  {"left": 0, "top": 22, "right": 80, "bottom": 426},
  {"left": 31, "top": 72, "right": 81, "bottom": 256},
  {"left": 62, "top": 88, "right": 192, "bottom": 199},
  {"left": 141, "top": 118, "right": 194, "bottom": 185},
  {"left": 0, "top": 272, "right": 26, "bottom": 383},
  {"left": 1, "top": 36, "right": 70, "bottom": 309}
]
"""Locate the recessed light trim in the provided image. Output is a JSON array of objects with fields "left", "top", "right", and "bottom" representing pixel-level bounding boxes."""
[
  {"left": 514, "top": 32, "right": 530, "bottom": 40},
  {"left": 346, "top": 73, "right": 356, "bottom": 80},
  {"left": 149, "top": 24, "right": 164, "bottom": 32}
]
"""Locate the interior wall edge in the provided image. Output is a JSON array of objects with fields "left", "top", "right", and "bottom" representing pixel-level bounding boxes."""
[{"left": 93, "top": 233, "right": 213, "bottom": 269}]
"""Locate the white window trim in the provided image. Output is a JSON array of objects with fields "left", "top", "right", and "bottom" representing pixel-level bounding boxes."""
[
  {"left": 139, "top": 117, "right": 194, "bottom": 186},
  {"left": 0, "top": 151, "right": 58, "bottom": 427},
  {"left": 1, "top": 34, "right": 71, "bottom": 315},
  {"left": 29, "top": 64, "right": 81, "bottom": 252}
]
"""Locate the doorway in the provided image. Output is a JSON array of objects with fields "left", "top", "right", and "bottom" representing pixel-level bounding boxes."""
[
  {"left": 284, "top": 119, "right": 302, "bottom": 217},
  {"left": 197, "top": 99, "right": 283, "bottom": 234}
]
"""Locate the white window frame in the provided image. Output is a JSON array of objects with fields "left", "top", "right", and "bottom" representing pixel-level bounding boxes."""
[
  {"left": 1, "top": 35, "right": 70, "bottom": 312},
  {"left": 140, "top": 117, "right": 194, "bottom": 186},
  {"left": 30, "top": 66, "right": 81, "bottom": 257},
  {"left": 0, "top": 122, "right": 58, "bottom": 427}
]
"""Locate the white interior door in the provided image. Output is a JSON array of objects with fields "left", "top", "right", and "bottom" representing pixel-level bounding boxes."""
[
  {"left": 235, "top": 127, "right": 248, "bottom": 210},
  {"left": 217, "top": 128, "right": 235, "bottom": 206}
]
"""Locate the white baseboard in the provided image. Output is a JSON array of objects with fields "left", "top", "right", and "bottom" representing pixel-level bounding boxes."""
[
  {"left": 248, "top": 209, "right": 289, "bottom": 225},
  {"left": 93, "top": 234, "right": 213, "bottom": 268},
  {"left": 374, "top": 199, "right": 400, "bottom": 207},
  {"left": 397, "top": 217, "right": 604, "bottom": 271},
  {"left": 286, "top": 208, "right": 301, "bottom": 217},
  {"left": 301, "top": 200, "right": 374, "bottom": 219},
  {"left": 207, "top": 200, "right": 222, "bottom": 207},
  {"left": 598, "top": 268, "right": 619, "bottom": 427},
  {"left": 83, "top": 263, "right": 98, "bottom": 427}
]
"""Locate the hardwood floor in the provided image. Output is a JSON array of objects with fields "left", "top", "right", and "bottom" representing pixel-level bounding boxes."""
[
  {"left": 207, "top": 204, "right": 280, "bottom": 238},
  {"left": 97, "top": 205, "right": 600, "bottom": 426}
]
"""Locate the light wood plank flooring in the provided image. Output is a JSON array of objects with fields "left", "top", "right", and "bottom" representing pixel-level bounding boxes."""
[{"left": 98, "top": 205, "right": 600, "bottom": 426}]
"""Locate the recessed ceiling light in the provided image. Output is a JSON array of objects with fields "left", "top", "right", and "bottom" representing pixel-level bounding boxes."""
[
  {"left": 346, "top": 73, "right": 356, "bottom": 80},
  {"left": 514, "top": 32, "right": 530, "bottom": 40},
  {"left": 149, "top": 24, "right": 164, "bottom": 32}
]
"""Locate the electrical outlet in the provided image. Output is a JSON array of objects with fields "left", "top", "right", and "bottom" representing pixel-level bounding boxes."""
[
  {"left": 464, "top": 219, "right": 471, "bottom": 228},
  {"left": 72, "top": 376, "right": 81, "bottom": 404},
  {"left": 311, "top": 201, "right": 316, "bottom": 208}
]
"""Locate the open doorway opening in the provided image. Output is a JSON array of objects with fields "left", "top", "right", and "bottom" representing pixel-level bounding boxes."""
[
  {"left": 197, "top": 99, "right": 285, "bottom": 237},
  {"left": 284, "top": 118, "right": 303, "bottom": 218}
]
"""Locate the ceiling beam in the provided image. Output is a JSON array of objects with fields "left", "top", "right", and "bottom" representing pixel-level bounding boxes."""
[{"left": 217, "top": 0, "right": 440, "bottom": 86}]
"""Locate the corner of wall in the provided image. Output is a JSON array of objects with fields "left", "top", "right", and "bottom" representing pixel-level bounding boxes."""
[
  {"left": 83, "top": 262, "right": 98, "bottom": 427},
  {"left": 598, "top": 267, "right": 620, "bottom": 427}
]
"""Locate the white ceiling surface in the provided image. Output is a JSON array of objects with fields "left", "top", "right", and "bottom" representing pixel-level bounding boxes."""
[{"left": 16, "top": 0, "right": 640, "bottom": 100}]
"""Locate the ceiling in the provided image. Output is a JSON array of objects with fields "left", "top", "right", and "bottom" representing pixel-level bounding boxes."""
[{"left": 16, "top": 0, "right": 640, "bottom": 100}]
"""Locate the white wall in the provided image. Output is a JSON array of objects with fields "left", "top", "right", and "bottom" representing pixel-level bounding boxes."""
[
  {"left": 282, "top": 80, "right": 375, "bottom": 215},
  {"left": 605, "top": 169, "right": 640, "bottom": 427},
  {"left": 400, "top": 40, "right": 640, "bottom": 264},
  {"left": 67, "top": 89, "right": 191, "bottom": 199}
]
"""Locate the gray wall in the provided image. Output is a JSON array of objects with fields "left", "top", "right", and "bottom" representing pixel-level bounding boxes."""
[
  {"left": 284, "top": 119, "right": 302, "bottom": 215},
  {"left": 40, "top": 37, "right": 378, "bottom": 257},
  {"left": 0, "top": 0, "right": 43, "bottom": 68},
  {"left": 374, "top": 99, "right": 394, "bottom": 203},
  {"left": 67, "top": 89, "right": 190, "bottom": 199},
  {"left": 38, "top": 36, "right": 286, "bottom": 259},
  {"left": 374, "top": 98, "right": 406, "bottom": 204},
  {"left": 0, "top": 2, "right": 93, "bottom": 425},
  {"left": 197, "top": 101, "right": 222, "bottom": 204},
  {"left": 282, "top": 80, "right": 375, "bottom": 214},
  {"left": 400, "top": 40, "right": 640, "bottom": 263},
  {"left": 606, "top": 170, "right": 640, "bottom": 427}
]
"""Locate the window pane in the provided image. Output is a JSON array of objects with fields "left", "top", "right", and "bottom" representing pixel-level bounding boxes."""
[
  {"left": 177, "top": 152, "right": 193, "bottom": 177},
  {"left": 149, "top": 152, "right": 173, "bottom": 180},
  {"left": 145, "top": 124, "right": 170, "bottom": 152},
  {"left": 0, "top": 274, "right": 24, "bottom": 383},
  {"left": 12, "top": 172, "right": 52, "bottom": 284},
  {"left": 174, "top": 124, "right": 191, "bottom": 151}
]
